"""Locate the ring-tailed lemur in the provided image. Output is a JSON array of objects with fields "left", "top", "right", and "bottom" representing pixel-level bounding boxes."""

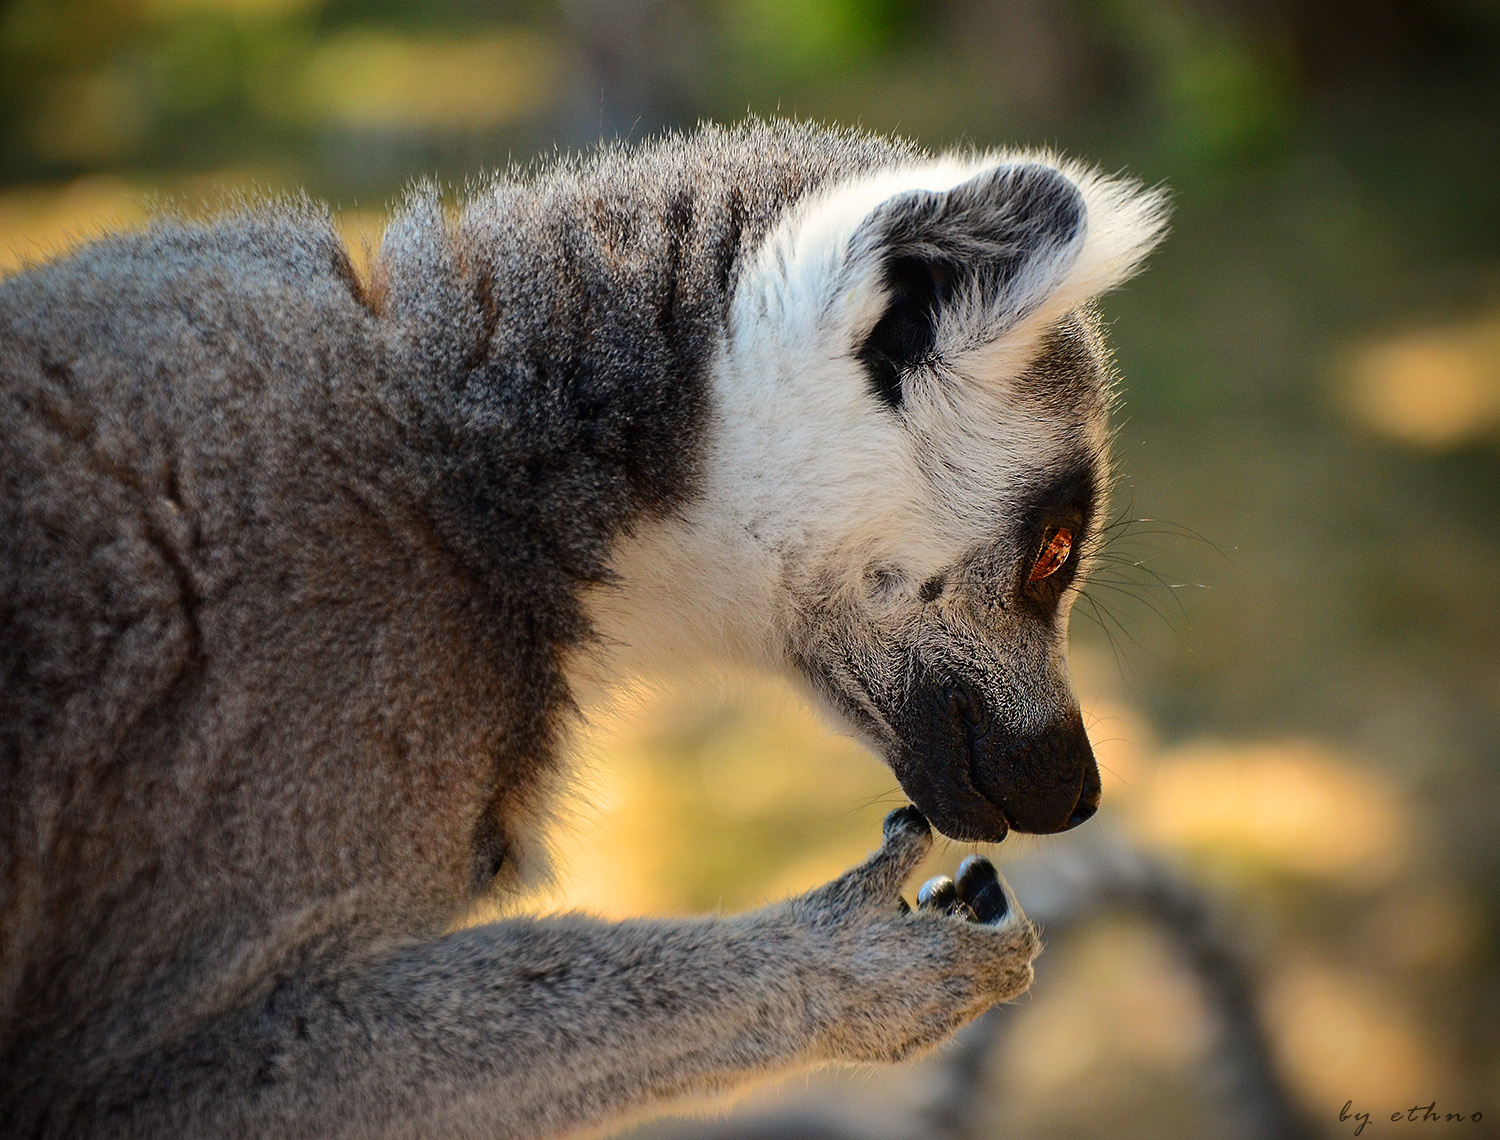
[{"left": 0, "top": 120, "right": 1165, "bottom": 1138}]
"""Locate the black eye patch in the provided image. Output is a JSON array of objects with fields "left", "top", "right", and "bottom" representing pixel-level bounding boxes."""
[
  {"left": 1021, "top": 463, "right": 1097, "bottom": 535},
  {"left": 1013, "top": 463, "right": 1098, "bottom": 606}
]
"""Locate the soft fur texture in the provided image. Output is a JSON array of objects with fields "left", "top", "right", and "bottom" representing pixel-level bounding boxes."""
[{"left": 0, "top": 120, "right": 1164, "bottom": 1138}]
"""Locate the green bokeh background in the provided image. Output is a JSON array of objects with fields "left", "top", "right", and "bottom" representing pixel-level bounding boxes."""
[{"left": 3, "top": 1, "right": 1498, "bottom": 1136}]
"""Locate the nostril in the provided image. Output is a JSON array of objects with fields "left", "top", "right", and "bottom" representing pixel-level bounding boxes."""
[
  {"left": 1066, "top": 797, "right": 1098, "bottom": 828},
  {"left": 1064, "top": 758, "right": 1102, "bottom": 829}
]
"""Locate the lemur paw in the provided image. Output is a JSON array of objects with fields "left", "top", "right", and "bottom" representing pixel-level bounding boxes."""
[{"left": 790, "top": 808, "right": 1039, "bottom": 1065}]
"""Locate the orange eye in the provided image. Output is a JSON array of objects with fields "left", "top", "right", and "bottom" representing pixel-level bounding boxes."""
[{"left": 1029, "top": 526, "right": 1073, "bottom": 582}]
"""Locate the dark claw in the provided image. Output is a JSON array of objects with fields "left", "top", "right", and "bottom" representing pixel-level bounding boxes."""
[
  {"left": 883, "top": 805, "right": 931, "bottom": 841},
  {"left": 954, "top": 855, "right": 1009, "bottom": 924},
  {"left": 917, "top": 875, "right": 958, "bottom": 912}
]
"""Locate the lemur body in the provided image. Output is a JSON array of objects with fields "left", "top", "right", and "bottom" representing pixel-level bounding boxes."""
[{"left": 0, "top": 121, "right": 1165, "bottom": 1137}]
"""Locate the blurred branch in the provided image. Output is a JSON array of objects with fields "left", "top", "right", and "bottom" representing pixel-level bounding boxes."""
[{"left": 994, "top": 833, "right": 1321, "bottom": 1140}]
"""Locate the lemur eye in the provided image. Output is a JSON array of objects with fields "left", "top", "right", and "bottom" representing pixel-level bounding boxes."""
[{"left": 1029, "top": 527, "right": 1074, "bottom": 582}]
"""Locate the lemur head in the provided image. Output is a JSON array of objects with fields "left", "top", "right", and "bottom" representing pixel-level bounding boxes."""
[{"left": 589, "top": 151, "right": 1167, "bottom": 844}]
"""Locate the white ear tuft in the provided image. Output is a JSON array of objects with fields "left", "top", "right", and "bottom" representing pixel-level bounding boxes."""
[
  {"left": 844, "top": 156, "right": 1168, "bottom": 401},
  {"left": 1041, "top": 156, "right": 1170, "bottom": 314}
]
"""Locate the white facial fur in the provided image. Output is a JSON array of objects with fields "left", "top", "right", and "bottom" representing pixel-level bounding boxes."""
[
  {"left": 578, "top": 153, "right": 1165, "bottom": 698},
  {"left": 575, "top": 152, "right": 1166, "bottom": 839}
]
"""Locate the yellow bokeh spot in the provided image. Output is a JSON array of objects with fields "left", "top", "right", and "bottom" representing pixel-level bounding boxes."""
[
  {"left": 0, "top": 177, "right": 148, "bottom": 275},
  {"left": 143, "top": 0, "right": 320, "bottom": 18},
  {"left": 1128, "top": 739, "right": 1411, "bottom": 886},
  {"left": 277, "top": 31, "right": 559, "bottom": 131},
  {"left": 1345, "top": 313, "right": 1500, "bottom": 448},
  {"left": 141, "top": 0, "right": 318, "bottom": 17},
  {"left": 1265, "top": 958, "right": 1451, "bottom": 1108},
  {"left": 0, "top": 177, "right": 385, "bottom": 291},
  {"left": 1007, "top": 918, "right": 1214, "bottom": 1098},
  {"left": 541, "top": 673, "right": 905, "bottom": 919}
]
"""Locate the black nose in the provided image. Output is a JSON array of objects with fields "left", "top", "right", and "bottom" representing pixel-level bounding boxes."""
[
  {"left": 966, "top": 701, "right": 1101, "bottom": 835},
  {"left": 887, "top": 671, "right": 1102, "bottom": 843},
  {"left": 1066, "top": 746, "right": 1102, "bottom": 828}
]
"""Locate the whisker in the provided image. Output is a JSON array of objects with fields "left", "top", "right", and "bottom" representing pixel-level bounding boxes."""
[
  {"left": 1084, "top": 577, "right": 1193, "bottom": 633},
  {"left": 1078, "top": 589, "right": 1156, "bottom": 660},
  {"left": 1075, "top": 593, "right": 1130, "bottom": 675}
]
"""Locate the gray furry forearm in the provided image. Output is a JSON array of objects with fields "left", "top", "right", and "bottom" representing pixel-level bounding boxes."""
[
  {"left": 99, "top": 912, "right": 818, "bottom": 1140},
  {"left": 18, "top": 786, "right": 1034, "bottom": 1140}
]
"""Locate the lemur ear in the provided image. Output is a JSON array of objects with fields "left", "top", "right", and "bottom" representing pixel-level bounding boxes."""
[{"left": 850, "top": 162, "right": 1158, "bottom": 409}]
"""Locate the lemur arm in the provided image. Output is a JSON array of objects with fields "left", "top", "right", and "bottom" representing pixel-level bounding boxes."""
[{"left": 80, "top": 813, "right": 1036, "bottom": 1140}]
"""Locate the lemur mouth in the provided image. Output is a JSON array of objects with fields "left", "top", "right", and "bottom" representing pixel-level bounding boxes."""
[
  {"left": 801, "top": 658, "right": 1099, "bottom": 844},
  {"left": 888, "top": 673, "right": 1101, "bottom": 844},
  {"left": 891, "top": 746, "right": 1013, "bottom": 844}
]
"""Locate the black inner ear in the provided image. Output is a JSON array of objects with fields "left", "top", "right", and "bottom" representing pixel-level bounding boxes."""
[
  {"left": 856, "top": 255, "right": 956, "bottom": 410},
  {"left": 849, "top": 163, "right": 1088, "bottom": 414}
]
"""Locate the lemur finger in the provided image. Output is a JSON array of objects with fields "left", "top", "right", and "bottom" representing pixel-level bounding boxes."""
[
  {"left": 882, "top": 805, "right": 931, "bottom": 845},
  {"left": 917, "top": 875, "right": 979, "bottom": 921},
  {"left": 916, "top": 875, "right": 957, "bottom": 912},
  {"left": 953, "top": 856, "right": 1011, "bottom": 924},
  {"left": 802, "top": 807, "right": 931, "bottom": 914},
  {"left": 848, "top": 807, "right": 933, "bottom": 903}
]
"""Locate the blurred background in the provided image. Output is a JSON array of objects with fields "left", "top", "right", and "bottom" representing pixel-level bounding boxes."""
[{"left": 3, "top": 0, "right": 1498, "bottom": 1136}]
